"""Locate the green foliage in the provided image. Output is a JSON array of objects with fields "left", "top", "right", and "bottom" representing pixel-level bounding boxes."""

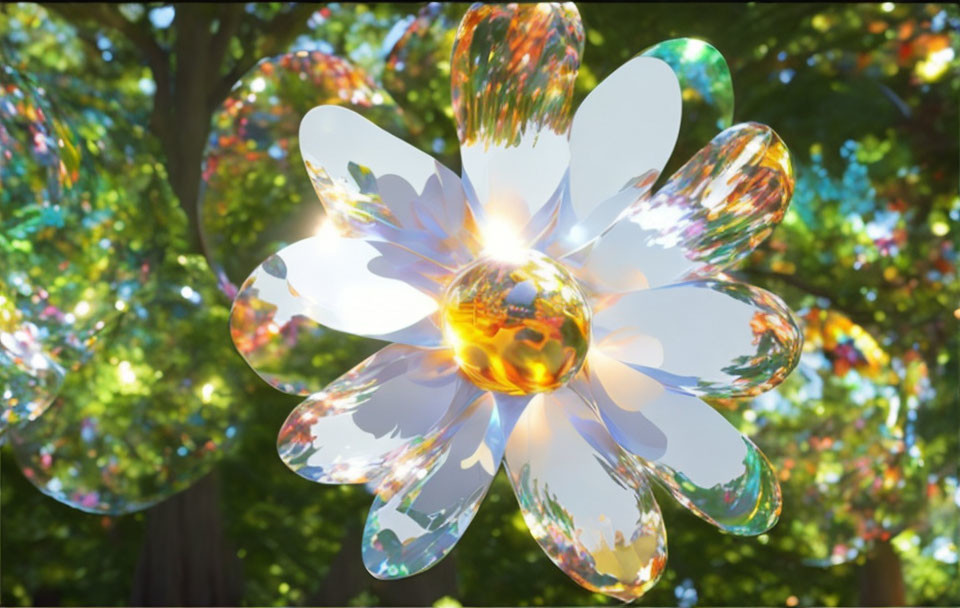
[{"left": 1, "top": 2, "right": 958, "bottom": 607}]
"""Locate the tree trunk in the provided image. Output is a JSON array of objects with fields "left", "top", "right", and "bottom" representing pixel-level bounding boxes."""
[
  {"left": 132, "top": 473, "right": 242, "bottom": 606},
  {"left": 858, "top": 539, "right": 906, "bottom": 607}
]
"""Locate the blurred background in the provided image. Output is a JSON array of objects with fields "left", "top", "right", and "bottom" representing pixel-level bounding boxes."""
[{"left": 0, "top": 2, "right": 957, "bottom": 606}]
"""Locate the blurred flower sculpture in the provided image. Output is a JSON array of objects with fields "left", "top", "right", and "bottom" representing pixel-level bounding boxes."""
[
  {"left": 0, "top": 65, "right": 246, "bottom": 513},
  {"left": 231, "top": 2, "right": 800, "bottom": 601}
]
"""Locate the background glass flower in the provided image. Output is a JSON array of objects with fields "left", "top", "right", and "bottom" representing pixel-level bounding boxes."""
[
  {"left": 231, "top": 3, "right": 801, "bottom": 601},
  {"left": 0, "top": 63, "right": 249, "bottom": 513}
]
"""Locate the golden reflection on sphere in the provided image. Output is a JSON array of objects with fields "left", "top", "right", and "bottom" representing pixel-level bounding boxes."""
[{"left": 441, "top": 251, "right": 591, "bottom": 395}]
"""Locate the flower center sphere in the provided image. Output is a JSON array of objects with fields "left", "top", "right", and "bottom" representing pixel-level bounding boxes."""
[{"left": 441, "top": 250, "right": 591, "bottom": 395}]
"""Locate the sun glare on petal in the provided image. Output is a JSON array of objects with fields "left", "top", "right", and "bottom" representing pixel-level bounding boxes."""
[{"left": 480, "top": 215, "right": 527, "bottom": 263}]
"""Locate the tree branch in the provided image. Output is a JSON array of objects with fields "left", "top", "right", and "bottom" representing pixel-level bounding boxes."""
[
  {"left": 207, "top": 5, "right": 243, "bottom": 84},
  {"left": 744, "top": 269, "right": 878, "bottom": 328},
  {"left": 45, "top": 3, "right": 168, "bottom": 77},
  {"left": 208, "top": 4, "right": 318, "bottom": 109}
]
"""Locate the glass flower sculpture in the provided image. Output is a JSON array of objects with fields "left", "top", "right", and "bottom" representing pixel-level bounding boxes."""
[{"left": 230, "top": 3, "right": 801, "bottom": 601}]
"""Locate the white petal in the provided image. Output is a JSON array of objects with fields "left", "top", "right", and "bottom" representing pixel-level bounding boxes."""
[
  {"left": 362, "top": 391, "right": 501, "bottom": 578},
  {"left": 585, "top": 352, "right": 781, "bottom": 534},
  {"left": 300, "top": 105, "right": 476, "bottom": 267},
  {"left": 577, "top": 123, "right": 793, "bottom": 292},
  {"left": 568, "top": 56, "right": 681, "bottom": 222},
  {"left": 593, "top": 280, "right": 801, "bottom": 398},
  {"left": 277, "top": 344, "right": 466, "bottom": 484},
  {"left": 462, "top": 131, "right": 569, "bottom": 225},
  {"left": 505, "top": 387, "right": 667, "bottom": 601},
  {"left": 302, "top": 105, "right": 442, "bottom": 198},
  {"left": 231, "top": 234, "right": 442, "bottom": 392}
]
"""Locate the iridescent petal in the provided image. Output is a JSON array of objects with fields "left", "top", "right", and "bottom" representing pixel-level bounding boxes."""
[
  {"left": 0, "top": 65, "right": 78, "bottom": 209},
  {"left": 641, "top": 39, "right": 734, "bottom": 177},
  {"left": 578, "top": 123, "right": 794, "bottom": 292},
  {"left": 230, "top": 234, "right": 443, "bottom": 394},
  {"left": 566, "top": 56, "right": 681, "bottom": 231},
  {"left": 1, "top": 68, "right": 147, "bottom": 361},
  {"left": 593, "top": 280, "right": 802, "bottom": 398},
  {"left": 9, "top": 256, "right": 246, "bottom": 514},
  {"left": 382, "top": 3, "right": 460, "bottom": 145},
  {"left": 200, "top": 51, "right": 407, "bottom": 295},
  {"left": 363, "top": 390, "right": 500, "bottom": 578},
  {"left": 452, "top": 3, "right": 584, "bottom": 223},
  {"left": 300, "top": 105, "right": 478, "bottom": 267},
  {"left": 584, "top": 351, "right": 781, "bottom": 535},
  {"left": 277, "top": 344, "right": 465, "bottom": 484},
  {"left": 505, "top": 387, "right": 667, "bottom": 601},
  {"left": 1, "top": 320, "right": 65, "bottom": 434}
]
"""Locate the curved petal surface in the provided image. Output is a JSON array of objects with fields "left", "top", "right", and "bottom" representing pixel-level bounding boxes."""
[
  {"left": 199, "top": 51, "right": 407, "bottom": 295},
  {"left": 585, "top": 351, "right": 781, "bottom": 535},
  {"left": 505, "top": 387, "right": 667, "bottom": 601},
  {"left": 1, "top": 320, "right": 65, "bottom": 434},
  {"left": 578, "top": 123, "right": 794, "bottom": 292},
  {"left": 300, "top": 105, "right": 477, "bottom": 267},
  {"left": 593, "top": 280, "right": 802, "bottom": 398},
  {"left": 277, "top": 344, "right": 463, "bottom": 484},
  {"left": 641, "top": 39, "right": 734, "bottom": 176},
  {"left": 230, "top": 233, "right": 444, "bottom": 394},
  {"left": 567, "top": 56, "right": 681, "bottom": 226},
  {"left": 452, "top": 3, "right": 583, "bottom": 224},
  {"left": 363, "top": 390, "right": 500, "bottom": 578}
]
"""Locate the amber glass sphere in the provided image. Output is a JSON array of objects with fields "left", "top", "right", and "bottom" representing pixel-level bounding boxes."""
[{"left": 441, "top": 250, "right": 591, "bottom": 395}]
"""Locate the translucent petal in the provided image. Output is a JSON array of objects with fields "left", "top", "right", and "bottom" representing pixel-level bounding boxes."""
[
  {"left": 584, "top": 352, "right": 781, "bottom": 535},
  {"left": 230, "top": 234, "right": 443, "bottom": 394},
  {"left": 200, "top": 51, "right": 407, "bottom": 295},
  {"left": 505, "top": 387, "right": 667, "bottom": 601},
  {"left": 567, "top": 56, "right": 681, "bottom": 224},
  {"left": 9, "top": 256, "right": 246, "bottom": 514},
  {"left": 383, "top": 4, "right": 458, "bottom": 101},
  {"left": 0, "top": 65, "right": 78, "bottom": 209},
  {"left": 452, "top": 3, "right": 584, "bottom": 222},
  {"left": 593, "top": 280, "right": 802, "bottom": 398},
  {"left": 300, "top": 105, "right": 478, "bottom": 268},
  {"left": 363, "top": 391, "right": 500, "bottom": 578},
  {"left": 578, "top": 123, "right": 794, "bottom": 292},
  {"left": 1, "top": 320, "right": 65, "bottom": 434},
  {"left": 1, "top": 68, "right": 150, "bottom": 361},
  {"left": 382, "top": 3, "right": 460, "bottom": 145},
  {"left": 276, "top": 344, "right": 466, "bottom": 484},
  {"left": 641, "top": 39, "right": 734, "bottom": 178}
]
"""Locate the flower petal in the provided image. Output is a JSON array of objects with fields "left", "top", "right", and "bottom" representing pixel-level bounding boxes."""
[
  {"left": 567, "top": 56, "right": 681, "bottom": 228},
  {"left": 362, "top": 390, "right": 501, "bottom": 578},
  {"left": 505, "top": 387, "right": 667, "bottom": 602},
  {"left": 1, "top": 321, "right": 65, "bottom": 434},
  {"left": 230, "top": 234, "right": 443, "bottom": 394},
  {"left": 578, "top": 123, "right": 794, "bottom": 292},
  {"left": 277, "top": 344, "right": 470, "bottom": 484},
  {"left": 641, "top": 39, "right": 734, "bottom": 177},
  {"left": 452, "top": 3, "right": 583, "bottom": 223},
  {"left": 300, "top": 105, "right": 477, "bottom": 267},
  {"left": 199, "top": 51, "right": 408, "bottom": 295},
  {"left": 585, "top": 351, "right": 781, "bottom": 535},
  {"left": 593, "top": 280, "right": 802, "bottom": 398}
]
